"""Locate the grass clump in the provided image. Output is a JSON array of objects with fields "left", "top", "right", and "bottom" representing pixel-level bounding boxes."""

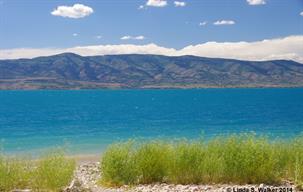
[
  {"left": 100, "top": 133, "right": 303, "bottom": 187},
  {"left": 100, "top": 141, "right": 171, "bottom": 186},
  {"left": 135, "top": 141, "right": 170, "bottom": 184},
  {"left": 0, "top": 150, "right": 75, "bottom": 191},
  {"left": 219, "top": 134, "right": 279, "bottom": 183},
  {"left": 100, "top": 142, "right": 138, "bottom": 186},
  {"left": 33, "top": 150, "right": 76, "bottom": 191},
  {"left": 169, "top": 141, "right": 207, "bottom": 184},
  {"left": 0, "top": 156, "right": 33, "bottom": 191}
]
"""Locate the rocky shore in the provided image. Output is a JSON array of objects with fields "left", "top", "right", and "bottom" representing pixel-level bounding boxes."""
[{"left": 64, "top": 162, "right": 299, "bottom": 192}]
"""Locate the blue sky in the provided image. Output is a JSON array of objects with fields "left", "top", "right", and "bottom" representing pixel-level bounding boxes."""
[
  {"left": 0, "top": 0, "right": 302, "bottom": 62},
  {"left": 0, "top": 0, "right": 302, "bottom": 49}
]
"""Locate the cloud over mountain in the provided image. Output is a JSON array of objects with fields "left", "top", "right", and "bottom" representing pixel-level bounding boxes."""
[{"left": 0, "top": 36, "right": 302, "bottom": 63}]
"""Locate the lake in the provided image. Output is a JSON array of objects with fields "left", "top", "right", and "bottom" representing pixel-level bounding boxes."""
[{"left": 0, "top": 88, "right": 303, "bottom": 155}]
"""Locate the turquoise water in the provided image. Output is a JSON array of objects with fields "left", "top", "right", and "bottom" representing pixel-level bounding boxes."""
[{"left": 0, "top": 88, "right": 303, "bottom": 155}]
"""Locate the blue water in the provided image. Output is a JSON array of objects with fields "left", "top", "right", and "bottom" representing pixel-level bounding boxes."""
[{"left": 0, "top": 89, "right": 303, "bottom": 155}]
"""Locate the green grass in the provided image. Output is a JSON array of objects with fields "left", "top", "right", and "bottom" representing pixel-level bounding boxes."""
[
  {"left": 0, "top": 150, "right": 75, "bottom": 191},
  {"left": 100, "top": 141, "right": 138, "bottom": 186},
  {"left": 0, "top": 155, "right": 33, "bottom": 191},
  {"left": 100, "top": 133, "right": 303, "bottom": 188}
]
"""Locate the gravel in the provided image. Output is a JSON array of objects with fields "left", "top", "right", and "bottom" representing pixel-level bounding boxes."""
[{"left": 65, "top": 162, "right": 300, "bottom": 192}]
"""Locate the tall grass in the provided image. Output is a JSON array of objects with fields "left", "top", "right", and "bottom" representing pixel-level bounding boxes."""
[
  {"left": 0, "top": 150, "right": 75, "bottom": 191},
  {"left": 100, "top": 142, "right": 138, "bottom": 186},
  {"left": 134, "top": 141, "right": 171, "bottom": 184},
  {"left": 33, "top": 151, "right": 76, "bottom": 191},
  {"left": 100, "top": 133, "right": 303, "bottom": 188},
  {"left": 0, "top": 156, "right": 33, "bottom": 190}
]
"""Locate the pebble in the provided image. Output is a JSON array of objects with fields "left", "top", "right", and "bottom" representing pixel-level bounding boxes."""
[{"left": 63, "top": 162, "right": 297, "bottom": 192}]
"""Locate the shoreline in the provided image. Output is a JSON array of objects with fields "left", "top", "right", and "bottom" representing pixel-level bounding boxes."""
[
  {"left": 1, "top": 85, "right": 303, "bottom": 90},
  {"left": 67, "top": 161, "right": 298, "bottom": 192},
  {"left": 70, "top": 153, "right": 101, "bottom": 164},
  {"left": 1, "top": 135, "right": 303, "bottom": 191}
]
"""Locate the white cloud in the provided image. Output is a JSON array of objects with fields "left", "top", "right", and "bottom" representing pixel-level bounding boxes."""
[
  {"left": 174, "top": 1, "right": 186, "bottom": 7},
  {"left": 300, "top": 11, "right": 303, "bottom": 16},
  {"left": 146, "top": 0, "right": 167, "bottom": 7},
  {"left": 213, "top": 20, "right": 235, "bottom": 25},
  {"left": 96, "top": 35, "right": 102, "bottom": 39},
  {"left": 121, "top": 35, "right": 145, "bottom": 40},
  {"left": 179, "top": 36, "right": 303, "bottom": 63},
  {"left": 121, "top": 36, "right": 132, "bottom": 40},
  {"left": 135, "top": 36, "right": 145, "bottom": 40},
  {"left": 72, "top": 33, "right": 78, "bottom": 37},
  {"left": 51, "top": 4, "right": 93, "bottom": 19},
  {"left": 0, "top": 36, "right": 302, "bottom": 63},
  {"left": 247, "top": 0, "right": 266, "bottom": 5},
  {"left": 199, "top": 21, "right": 207, "bottom": 26},
  {"left": 138, "top": 5, "right": 145, "bottom": 9}
]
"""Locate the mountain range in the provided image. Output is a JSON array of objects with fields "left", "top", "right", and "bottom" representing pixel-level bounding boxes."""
[{"left": 0, "top": 53, "right": 303, "bottom": 89}]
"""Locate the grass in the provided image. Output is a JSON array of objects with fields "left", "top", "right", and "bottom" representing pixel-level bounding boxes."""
[
  {"left": 0, "top": 150, "right": 75, "bottom": 192},
  {"left": 1, "top": 133, "right": 302, "bottom": 190},
  {"left": 100, "top": 133, "right": 303, "bottom": 188},
  {"left": 0, "top": 156, "right": 33, "bottom": 191}
]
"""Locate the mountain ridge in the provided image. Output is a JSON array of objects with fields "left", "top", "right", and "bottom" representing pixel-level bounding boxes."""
[{"left": 0, "top": 53, "right": 303, "bottom": 89}]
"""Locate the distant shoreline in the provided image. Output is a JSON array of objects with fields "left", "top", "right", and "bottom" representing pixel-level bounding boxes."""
[{"left": 0, "top": 83, "right": 303, "bottom": 90}]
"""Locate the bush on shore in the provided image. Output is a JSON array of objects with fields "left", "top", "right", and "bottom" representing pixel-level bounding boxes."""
[
  {"left": 0, "top": 150, "right": 75, "bottom": 191},
  {"left": 100, "top": 133, "right": 303, "bottom": 188}
]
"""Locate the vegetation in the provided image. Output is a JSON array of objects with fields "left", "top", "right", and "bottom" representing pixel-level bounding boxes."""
[
  {"left": 0, "top": 150, "right": 75, "bottom": 191},
  {"left": 100, "top": 133, "right": 303, "bottom": 188},
  {"left": 0, "top": 156, "right": 33, "bottom": 191},
  {"left": 1, "top": 134, "right": 302, "bottom": 190}
]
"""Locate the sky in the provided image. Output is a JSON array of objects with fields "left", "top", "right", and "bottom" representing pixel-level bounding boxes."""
[{"left": 0, "top": 0, "right": 303, "bottom": 62}]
